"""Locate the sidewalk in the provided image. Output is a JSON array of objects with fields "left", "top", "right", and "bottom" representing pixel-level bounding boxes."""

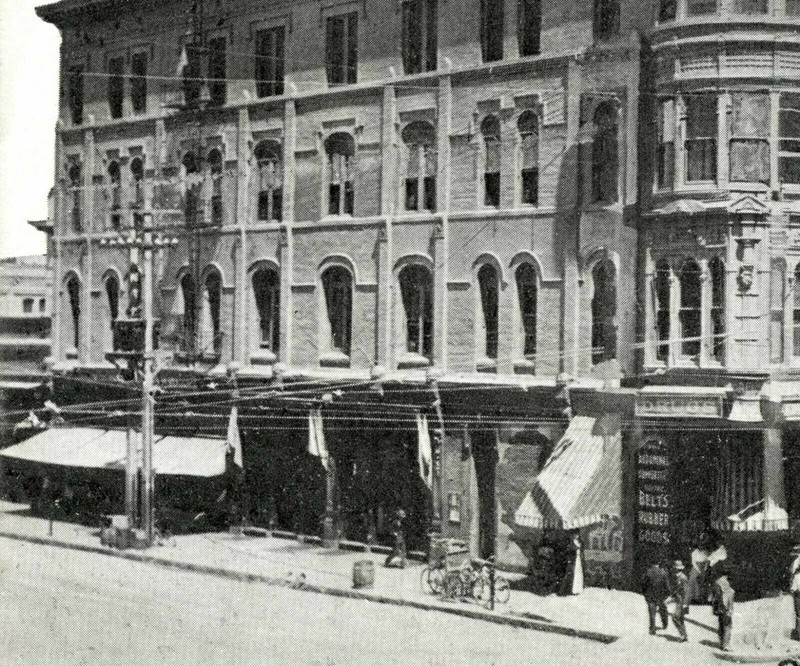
[{"left": 2, "top": 500, "right": 800, "bottom": 661}]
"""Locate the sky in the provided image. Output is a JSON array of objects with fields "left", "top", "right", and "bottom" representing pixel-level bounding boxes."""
[{"left": 0, "top": 0, "right": 60, "bottom": 258}]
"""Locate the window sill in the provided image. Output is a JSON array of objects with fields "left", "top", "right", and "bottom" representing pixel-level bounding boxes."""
[
  {"left": 65, "top": 348, "right": 78, "bottom": 360},
  {"left": 251, "top": 350, "right": 277, "bottom": 366},
  {"left": 320, "top": 351, "right": 351, "bottom": 368},
  {"left": 476, "top": 357, "right": 498, "bottom": 373},
  {"left": 513, "top": 358, "right": 536, "bottom": 375},
  {"left": 397, "top": 353, "right": 431, "bottom": 370}
]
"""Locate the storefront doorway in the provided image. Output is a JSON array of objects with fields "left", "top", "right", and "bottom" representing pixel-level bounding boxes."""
[{"left": 472, "top": 430, "right": 498, "bottom": 560}]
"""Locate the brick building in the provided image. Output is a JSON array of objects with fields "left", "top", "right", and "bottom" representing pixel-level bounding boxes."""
[{"left": 29, "top": 0, "right": 800, "bottom": 592}]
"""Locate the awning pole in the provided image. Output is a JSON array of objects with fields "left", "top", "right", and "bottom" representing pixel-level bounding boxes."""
[{"left": 141, "top": 217, "right": 155, "bottom": 546}]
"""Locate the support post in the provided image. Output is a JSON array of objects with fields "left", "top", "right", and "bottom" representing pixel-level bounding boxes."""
[
  {"left": 141, "top": 218, "right": 155, "bottom": 546},
  {"left": 322, "top": 457, "right": 339, "bottom": 548},
  {"left": 763, "top": 426, "right": 788, "bottom": 530}
]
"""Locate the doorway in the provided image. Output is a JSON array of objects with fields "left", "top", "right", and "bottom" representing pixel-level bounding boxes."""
[{"left": 472, "top": 430, "right": 498, "bottom": 560}]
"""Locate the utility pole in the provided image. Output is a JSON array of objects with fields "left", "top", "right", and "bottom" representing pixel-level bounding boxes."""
[{"left": 141, "top": 215, "right": 155, "bottom": 545}]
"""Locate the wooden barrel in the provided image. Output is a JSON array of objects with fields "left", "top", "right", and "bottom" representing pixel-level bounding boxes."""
[{"left": 353, "top": 560, "right": 375, "bottom": 589}]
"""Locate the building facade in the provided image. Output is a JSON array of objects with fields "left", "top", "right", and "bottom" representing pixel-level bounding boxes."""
[{"left": 34, "top": 0, "right": 800, "bottom": 591}]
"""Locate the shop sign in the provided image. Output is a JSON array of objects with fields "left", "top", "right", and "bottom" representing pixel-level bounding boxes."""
[
  {"left": 636, "top": 394, "right": 723, "bottom": 418},
  {"left": 636, "top": 438, "right": 670, "bottom": 546}
]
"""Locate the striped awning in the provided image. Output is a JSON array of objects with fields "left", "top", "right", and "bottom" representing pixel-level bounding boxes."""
[
  {"left": 514, "top": 415, "right": 622, "bottom": 530},
  {"left": 0, "top": 427, "right": 227, "bottom": 477}
]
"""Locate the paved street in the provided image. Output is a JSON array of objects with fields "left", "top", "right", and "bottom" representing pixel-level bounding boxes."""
[{"left": 0, "top": 538, "right": 731, "bottom": 666}]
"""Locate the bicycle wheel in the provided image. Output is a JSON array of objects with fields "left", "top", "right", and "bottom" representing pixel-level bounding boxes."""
[
  {"left": 494, "top": 576, "right": 511, "bottom": 604},
  {"left": 426, "top": 566, "right": 444, "bottom": 594},
  {"left": 471, "top": 576, "right": 488, "bottom": 603},
  {"left": 442, "top": 571, "right": 462, "bottom": 599},
  {"left": 420, "top": 567, "right": 432, "bottom": 593}
]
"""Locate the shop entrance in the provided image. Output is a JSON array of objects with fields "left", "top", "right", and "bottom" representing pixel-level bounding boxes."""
[{"left": 472, "top": 430, "right": 498, "bottom": 560}]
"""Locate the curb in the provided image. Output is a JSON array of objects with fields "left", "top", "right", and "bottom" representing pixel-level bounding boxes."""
[
  {"left": 0, "top": 530, "right": 618, "bottom": 644},
  {"left": 713, "top": 649, "right": 800, "bottom": 663}
]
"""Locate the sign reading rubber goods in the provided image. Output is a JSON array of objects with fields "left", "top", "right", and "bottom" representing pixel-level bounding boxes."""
[{"left": 635, "top": 393, "right": 723, "bottom": 418}]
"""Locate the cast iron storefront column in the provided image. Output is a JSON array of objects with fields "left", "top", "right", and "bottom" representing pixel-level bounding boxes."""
[
  {"left": 762, "top": 385, "right": 788, "bottom": 530},
  {"left": 322, "top": 457, "right": 339, "bottom": 548}
]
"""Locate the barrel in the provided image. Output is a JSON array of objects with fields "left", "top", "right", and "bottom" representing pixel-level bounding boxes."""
[{"left": 353, "top": 560, "right": 375, "bottom": 589}]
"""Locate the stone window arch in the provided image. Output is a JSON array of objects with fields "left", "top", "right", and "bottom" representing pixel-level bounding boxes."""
[
  {"left": 591, "top": 258, "right": 617, "bottom": 364},
  {"left": 477, "top": 263, "right": 500, "bottom": 362},
  {"left": 251, "top": 263, "right": 280, "bottom": 356},
  {"left": 679, "top": 259, "right": 702, "bottom": 359},
  {"left": 399, "top": 263, "right": 434, "bottom": 361},
  {"left": 481, "top": 115, "right": 501, "bottom": 207},
  {"left": 254, "top": 140, "right": 283, "bottom": 222},
  {"left": 592, "top": 102, "right": 618, "bottom": 204},
  {"left": 325, "top": 132, "right": 355, "bottom": 216},
  {"left": 401, "top": 121, "right": 437, "bottom": 212},
  {"left": 518, "top": 111, "right": 539, "bottom": 206}
]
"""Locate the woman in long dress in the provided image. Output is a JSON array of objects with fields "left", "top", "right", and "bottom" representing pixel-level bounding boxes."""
[{"left": 571, "top": 533, "right": 585, "bottom": 595}]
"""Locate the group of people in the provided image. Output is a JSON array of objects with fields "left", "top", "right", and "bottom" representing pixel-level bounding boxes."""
[{"left": 642, "top": 558, "right": 735, "bottom": 650}]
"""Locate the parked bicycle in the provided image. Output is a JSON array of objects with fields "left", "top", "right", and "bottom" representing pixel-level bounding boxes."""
[
  {"left": 439, "top": 558, "right": 510, "bottom": 606},
  {"left": 421, "top": 556, "right": 446, "bottom": 595}
]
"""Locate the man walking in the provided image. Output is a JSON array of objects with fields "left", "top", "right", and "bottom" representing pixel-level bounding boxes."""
[
  {"left": 669, "top": 560, "right": 690, "bottom": 642},
  {"left": 789, "top": 544, "right": 800, "bottom": 640},
  {"left": 710, "top": 567, "right": 735, "bottom": 651},
  {"left": 642, "top": 560, "right": 670, "bottom": 635}
]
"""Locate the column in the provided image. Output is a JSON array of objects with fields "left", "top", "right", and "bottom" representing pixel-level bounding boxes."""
[
  {"left": 668, "top": 263, "right": 680, "bottom": 366},
  {"left": 717, "top": 92, "right": 730, "bottom": 191},
  {"left": 675, "top": 95, "right": 686, "bottom": 190},
  {"left": 434, "top": 72, "right": 452, "bottom": 369},
  {"left": 281, "top": 97, "right": 297, "bottom": 365},
  {"left": 378, "top": 85, "right": 396, "bottom": 367},
  {"left": 236, "top": 108, "right": 250, "bottom": 365},
  {"left": 763, "top": 426, "right": 788, "bottom": 529},
  {"left": 699, "top": 257, "right": 711, "bottom": 366},
  {"left": 770, "top": 91, "right": 780, "bottom": 193},
  {"left": 82, "top": 129, "right": 95, "bottom": 364},
  {"left": 52, "top": 129, "right": 64, "bottom": 361}
]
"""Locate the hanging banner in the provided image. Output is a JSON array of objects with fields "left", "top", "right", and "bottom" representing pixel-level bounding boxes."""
[{"left": 636, "top": 438, "right": 671, "bottom": 547}]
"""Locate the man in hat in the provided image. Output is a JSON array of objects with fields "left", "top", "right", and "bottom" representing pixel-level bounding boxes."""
[
  {"left": 710, "top": 566, "right": 735, "bottom": 651},
  {"left": 669, "top": 560, "right": 690, "bottom": 642},
  {"left": 789, "top": 544, "right": 800, "bottom": 640},
  {"left": 642, "top": 559, "right": 670, "bottom": 635}
]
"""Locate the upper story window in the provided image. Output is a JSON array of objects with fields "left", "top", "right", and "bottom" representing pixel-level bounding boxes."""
[
  {"left": 66, "top": 275, "right": 81, "bottom": 352},
  {"left": 789, "top": 0, "right": 800, "bottom": 15},
  {"left": 710, "top": 257, "right": 725, "bottom": 363},
  {"left": 322, "top": 266, "right": 353, "bottom": 357},
  {"left": 518, "top": 111, "right": 539, "bottom": 206},
  {"left": 326, "top": 12, "right": 358, "bottom": 85},
  {"left": 592, "top": 102, "right": 618, "bottom": 204},
  {"left": 402, "top": 121, "right": 437, "bottom": 212},
  {"left": 399, "top": 264, "right": 433, "bottom": 359},
  {"left": 325, "top": 133, "right": 355, "bottom": 216},
  {"left": 208, "top": 149, "right": 223, "bottom": 226},
  {"left": 130, "top": 157, "right": 145, "bottom": 209},
  {"left": 793, "top": 265, "right": 800, "bottom": 358},
  {"left": 591, "top": 259, "right": 617, "bottom": 365},
  {"left": 593, "top": 0, "right": 619, "bottom": 40},
  {"left": 39, "top": 298, "right": 46, "bottom": 313},
  {"left": 255, "top": 141, "right": 283, "bottom": 222},
  {"left": 108, "top": 56, "right": 124, "bottom": 119},
  {"left": 477, "top": 263, "right": 499, "bottom": 361},
  {"left": 182, "top": 44, "right": 203, "bottom": 108},
  {"left": 656, "top": 99, "right": 675, "bottom": 190},
  {"left": 780, "top": 93, "right": 800, "bottom": 185},
  {"left": 482, "top": 115, "right": 501, "bottom": 208},
  {"left": 255, "top": 26, "right": 285, "bottom": 98},
  {"left": 518, "top": 0, "right": 541, "bottom": 57},
  {"left": 207, "top": 37, "right": 227, "bottom": 107},
  {"left": 252, "top": 266, "right": 280, "bottom": 354},
  {"left": 402, "top": 0, "right": 438, "bottom": 74},
  {"left": 66, "top": 65, "right": 84, "bottom": 125},
  {"left": 480, "top": 0, "right": 504, "bottom": 62},
  {"left": 68, "top": 163, "right": 82, "bottom": 233},
  {"left": 659, "top": 0, "right": 677, "bottom": 21},
  {"left": 685, "top": 94, "right": 717, "bottom": 182},
  {"left": 201, "top": 271, "right": 222, "bottom": 355},
  {"left": 654, "top": 259, "right": 671, "bottom": 362},
  {"left": 516, "top": 263, "right": 537, "bottom": 358},
  {"left": 687, "top": 0, "right": 717, "bottom": 15},
  {"left": 180, "top": 273, "right": 196, "bottom": 353},
  {"left": 679, "top": 259, "right": 702, "bottom": 359},
  {"left": 108, "top": 161, "right": 122, "bottom": 229},
  {"left": 22, "top": 298, "right": 34, "bottom": 314},
  {"left": 730, "top": 92, "right": 769, "bottom": 184},
  {"left": 733, "top": 0, "right": 767, "bottom": 12},
  {"left": 131, "top": 52, "right": 147, "bottom": 114}
]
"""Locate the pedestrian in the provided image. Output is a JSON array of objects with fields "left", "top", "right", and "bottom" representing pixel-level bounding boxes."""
[
  {"left": 642, "top": 559, "right": 670, "bottom": 635},
  {"left": 789, "top": 544, "right": 800, "bottom": 640},
  {"left": 710, "top": 566, "right": 735, "bottom": 651},
  {"left": 669, "top": 559, "right": 690, "bottom": 642},
  {"left": 385, "top": 509, "right": 407, "bottom": 568},
  {"left": 559, "top": 532, "right": 585, "bottom": 595}
]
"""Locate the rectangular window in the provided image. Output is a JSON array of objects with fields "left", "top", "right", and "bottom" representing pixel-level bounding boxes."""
[
  {"left": 183, "top": 44, "right": 202, "bottom": 107},
  {"left": 657, "top": 99, "right": 675, "bottom": 190},
  {"left": 67, "top": 65, "right": 84, "bottom": 125},
  {"left": 730, "top": 92, "right": 769, "bottom": 184},
  {"left": 687, "top": 0, "right": 717, "bottom": 14},
  {"left": 780, "top": 93, "right": 800, "bottom": 185},
  {"left": 402, "top": 0, "right": 438, "bottom": 74},
  {"left": 22, "top": 298, "right": 34, "bottom": 314},
  {"left": 685, "top": 94, "right": 717, "bottom": 182},
  {"left": 39, "top": 298, "right": 46, "bottom": 313},
  {"left": 108, "top": 57, "right": 124, "bottom": 119},
  {"left": 326, "top": 12, "right": 358, "bottom": 85},
  {"left": 733, "top": 0, "right": 767, "bottom": 12},
  {"left": 130, "top": 52, "right": 147, "bottom": 114},
  {"left": 518, "top": 0, "right": 541, "bottom": 56},
  {"left": 255, "top": 26, "right": 285, "bottom": 98},
  {"left": 481, "top": 0, "right": 504, "bottom": 62},
  {"left": 659, "top": 0, "right": 677, "bottom": 20},
  {"left": 593, "top": 0, "right": 619, "bottom": 40},
  {"left": 771, "top": 260, "right": 785, "bottom": 364},
  {"left": 405, "top": 142, "right": 437, "bottom": 212},
  {"left": 207, "top": 37, "right": 227, "bottom": 107},
  {"left": 328, "top": 153, "right": 354, "bottom": 215},
  {"left": 484, "top": 137, "right": 501, "bottom": 207}
]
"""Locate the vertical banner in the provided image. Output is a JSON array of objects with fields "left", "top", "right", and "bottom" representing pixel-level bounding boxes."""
[{"left": 636, "top": 437, "right": 671, "bottom": 567}]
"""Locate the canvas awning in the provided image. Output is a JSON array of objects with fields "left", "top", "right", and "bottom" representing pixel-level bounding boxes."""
[
  {"left": 514, "top": 415, "right": 622, "bottom": 530},
  {"left": 0, "top": 427, "right": 227, "bottom": 477}
]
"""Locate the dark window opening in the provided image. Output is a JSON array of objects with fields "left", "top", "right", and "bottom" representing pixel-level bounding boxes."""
[
  {"left": 67, "top": 276, "right": 80, "bottom": 351},
  {"left": 687, "top": 0, "right": 717, "bottom": 13},
  {"left": 402, "top": 0, "right": 438, "bottom": 73},
  {"left": 68, "top": 164, "right": 82, "bottom": 233},
  {"left": 657, "top": 99, "right": 675, "bottom": 190},
  {"left": 131, "top": 52, "right": 147, "bottom": 114},
  {"left": 325, "top": 133, "right": 355, "bottom": 216},
  {"left": 130, "top": 157, "right": 144, "bottom": 209},
  {"left": 591, "top": 260, "right": 617, "bottom": 364},
  {"left": 730, "top": 92, "right": 769, "bottom": 184},
  {"left": 67, "top": 65, "right": 84, "bottom": 125},
  {"left": 685, "top": 94, "right": 717, "bottom": 182},
  {"left": 478, "top": 264, "right": 499, "bottom": 360},
  {"left": 253, "top": 268, "right": 280, "bottom": 354},
  {"left": 679, "top": 259, "right": 702, "bottom": 358},
  {"left": 182, "top": 44, "right": 203, "bottom": 108},
  {"left": 255, "top": 26, "right": 285, "bottom": 98},
  {"left": 481, "top": 0, "right": 504, "bottom": 62},
  {"left": 654, "top": 260, "right": 670, "bottom": 362},
  {"left": 255, "top": 141, "right": 283, "bottom": 222},
  {"left": 399, "top": 264, "right": 434, "bottom": 358},
  {"left": 516, "top": 264, "right": 537, "bottom": 357},
  {"left": 108, "top": 161, "right": 121, "bottom": 214},
  {"left": 22, "top": 298, "right": 34, "bottom": 314},
  {"left": 780, "top": 93, "right": 800, "bottom": 185},
  {"left": 326, "top": 12, "right": 358, "bottom": 85},
  {"left": 106, "top": 275, "right": 119, "bottom": 324},
  {"left": 592, "top": 102, "right": 619, "bottom": 203},
  {"left": 322, "top": 266, "right": 353, "bottom": 355},
  {"left": 518, "top": 0, "right": 541, "bottom": 56},
  {"left": 202, "top": 272, "right": 222, "bottom": 354},
  {"left": 482, "top": 115, "right": 501, "bottom": 207},
  {"left": 594, "top": 0, "right": 619, "bottom": 40},
  {"left": 39, "top": 298, "right": 46, "bottom": 313},
  {"left": 734, "top": 0, "right": 767, "bottom": 12},
  {"left": 519, "top": 111, "right": 539, "bottom": 205},
  {"left": 659, "top": 0, "right": 677, "bottom": 20},
  {"left": 180, "top": 274, "right": 196, "bottom": 353},
  {"left": 710, "top": 257, "right": 725, "bottom": 363},
  {"left": 108, "top": 56, "right": 124, "bottom": 119},
  {"left": 794, "top": 266, "right": 800, "bottom": 357},
  {"left": 208, "top": 149, "right": 223, "bottom": 226},
  {"left": 402, "top": 121, "right": 437, "bottom": 212},
  {"left": 207, "top": 37, "right": 226, "bottom": 107}
]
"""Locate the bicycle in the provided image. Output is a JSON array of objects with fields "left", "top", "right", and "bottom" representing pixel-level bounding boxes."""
[
  {"left": 439, "top": 559, "right": 511, "bottom": 606},
  {"left": 420, "top": 557, "right": 446, "bottom": 594}
]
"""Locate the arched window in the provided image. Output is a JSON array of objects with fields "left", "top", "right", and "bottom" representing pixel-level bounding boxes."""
[
  {"left": 516, "top": 263, "right": 537, "bottom": 358},
  {"left": 252, "top": 266, "right": 280, "bottom": 354},
  {"left": 105, "top": 274, "right": 119, "bottom": 351},
  {"left": 518, "top": 111, "right": 539, "bottom": 206},
  {"left": 478, "top": 264, "right": 499, "bottom": 360},
  {"left": 108, "top": 161, "right": 121, "bottom": 230},
  {"left": 322, "top": 266, "right": 352, "bottom": 355},
  {"left": 183, "top": 152, "right": 200, "bottom": 226},
  {"left": 208, "top": 149, "right": 223, "bottom": 226},
  {"left": 180, "top": 273, "right": 196, "bottom": 353},
  {"left": 679, "top": 259, "right": 702, "bottom": 358},
  {"left": 254, "top": 141, "right": 283, "bottom": 222},
  {"left": 591, "top": 260, "right": 617, "bottom": 364},
  {"left": 130, "top": 157, "right": 144, "bottom": 209},
  {"left": 325, "top": 133, "right": 355, "bottom": 216},
  {"left": 482, "top": 115, "right": 501, "bottom": 207},
  {"left": 201, "top": 271, "right": 222, "bottom": 354},
  {"left": 402, "top": 121, "right": 437, "bottom": 212},
  {"left": 592, "top": 102, "right": 618, "bottom": 204},
  {"left": 68, "top": 163, "right": 82, "bottom": 232},
  {"left": 66, "top": 275, "right": 81, "bottom": 353},
  {"left": 709, "top": 257, "right": 725, "bottom": 363},
  {"left": 654, "top": 259, "right": 670, "bottom": 362},
  {"left": 399, "top": 264, "right": 434, "bottom": 359}
]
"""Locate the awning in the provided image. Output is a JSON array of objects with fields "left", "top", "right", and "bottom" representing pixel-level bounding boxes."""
[
  {"left": 0, "top": 427, "right": 227, "bottom": 477},
  {"left": 514, "top": 415, "right": 622, "bottom": 530}
]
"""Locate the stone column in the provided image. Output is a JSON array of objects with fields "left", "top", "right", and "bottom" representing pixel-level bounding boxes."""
[
  {"left": 83, "top": 129, "right": 95, "bottom": 364},
  {"left": 763, "top": 427, "right": 788, "bottom": 529},
  {"left": 434, "top": 71, "right": 452, "bottom": 369},
  {"left": 281, "top": 97, "right": 297, "bottom": 365},
  {"left": 236, "top": 108, "right": 250, "bottom": 365},
  {"left": 378, "top": 85, "right": 396, "bottom": 367}
]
